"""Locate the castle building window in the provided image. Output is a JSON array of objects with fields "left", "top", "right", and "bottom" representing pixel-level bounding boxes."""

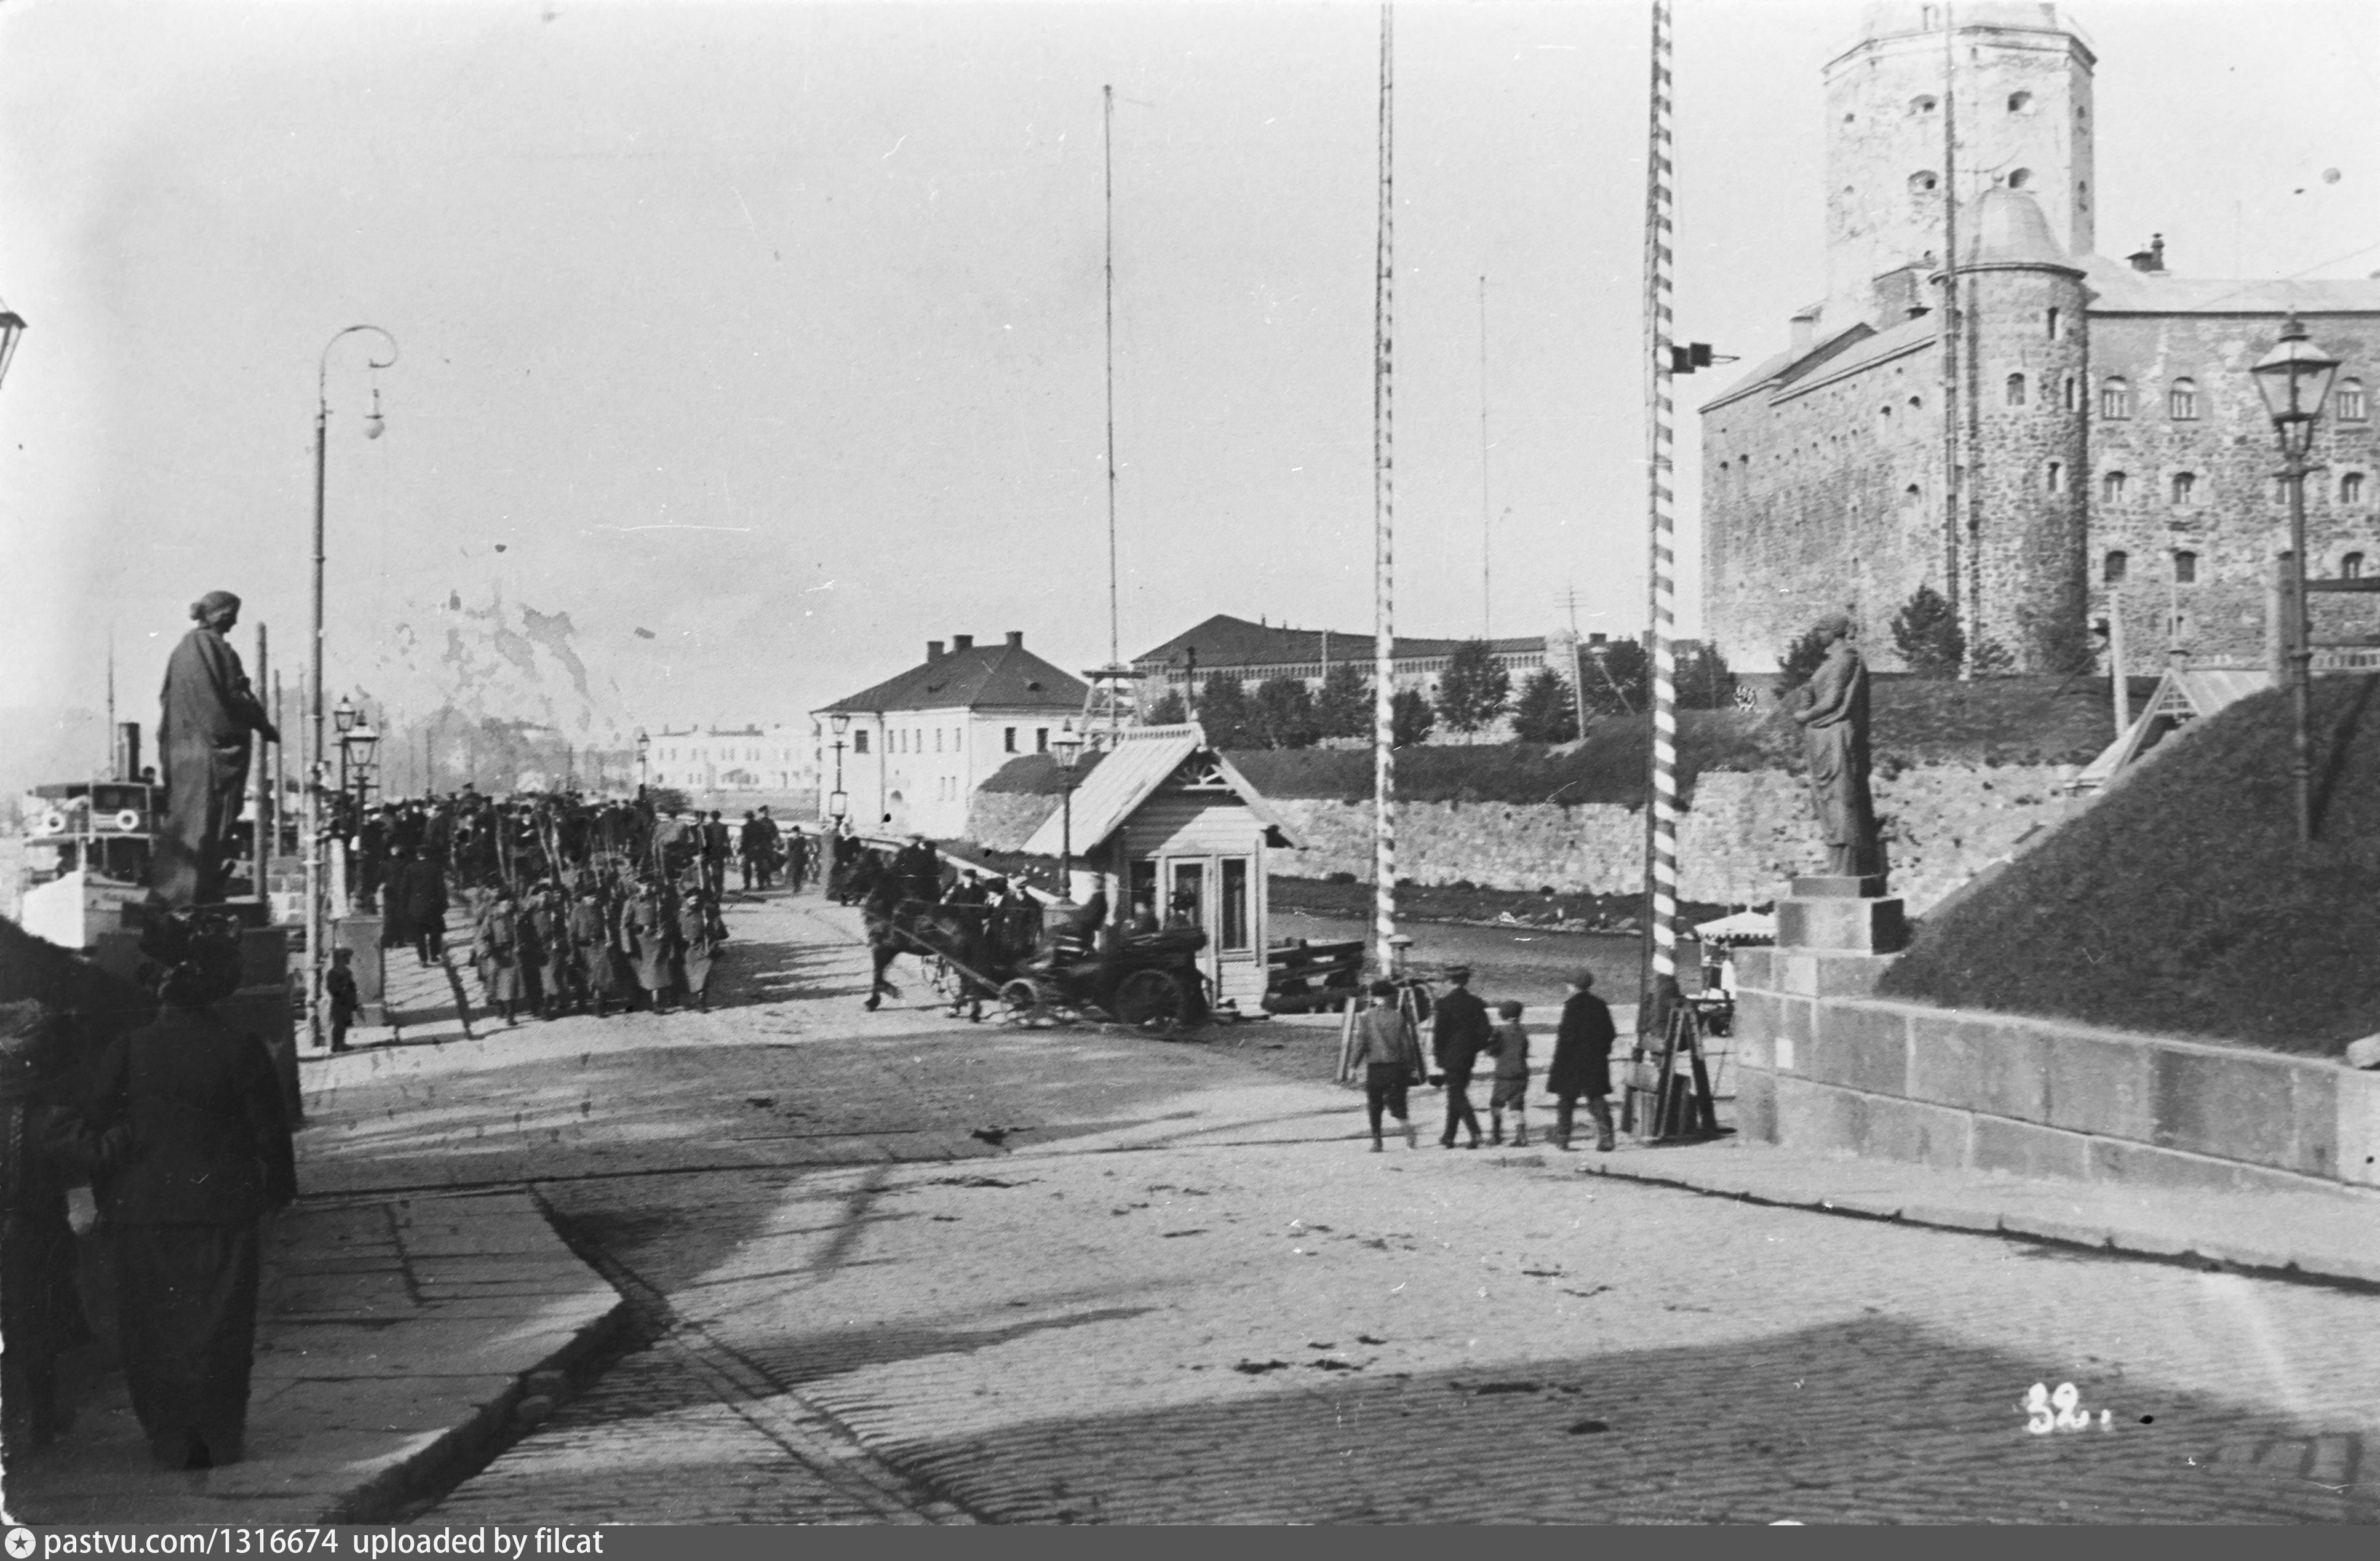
[
  {"left": 2171, "top": 472, "right": 2197, "bottom": 506},
  {"left": 2063, "top": 374, "right": 2078, "bottom": 411},
  {"left": 2103, "top": 471, "right": 2127, "bottom": 504},
  {"left": 2047, "top": 461, "right": 2064, "bottom": 493},
  {"left": 2005, "top": 373, "right": 2028, "bottom": 407},
  {"left": 2007, "top": 91, "right": 2032, "bottom": 113},
  {"left": 2339, "top": 379, "right": 2368, "bottom": 421},
  {"left": 1908, "top": 395, "right": 1922, "bottom": 411},
  {"left": 2346, "top": 554, "right": 2366, "bottom": 581},
  {"left": 2007, "top": 167, "right": 2033, "bottom": 189},
  {"left": 2047, "top": 307, "right": 2061, "bottom": 340},
  {"left": 2104, "top": 550, "right": 2128, "bottom": 584},
  {"left": 2101, "top": 377, "right": 2131, "bottom": 419},
  {"left": 1909, "top": 171, "right": 1939, "bottom": 194},
  {"left": 1909, "top": 95, "right": 1938, "bottom": 114},
  {"left": 2173, "top": 550, "right": 2199, "bottom": 585},
  {"left": 2169, "top": 378, "right": 2199, "bottom": 419},
  {"left": 2344, "top": 472, "right": 2366, "bottom": 506}
]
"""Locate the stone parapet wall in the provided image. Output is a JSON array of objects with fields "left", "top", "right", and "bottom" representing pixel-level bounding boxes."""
[
  {"left": 966, "top": 791, "right": 1061, "bottom": 853},
  {"left": 1258, "top": 765, "right": 2079, "bottom": 916},
  {"left": 1729, "top": 946, "right": 2380, "bottom": 1196}
]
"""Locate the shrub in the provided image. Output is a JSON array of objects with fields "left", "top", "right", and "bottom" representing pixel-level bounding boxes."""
[
  {"left": 1510, "top": 668, "right": 1579, "bottom": 742},
  {"left": 1580, "top": 640, "right": 1647, "bottom": 717},
  {"left": 1391, "top": 688, "right": 1435, "bottom": 747},
  {"left": 1146, "top": 688, "right": 1187, "bottom": 725},
  {"left": 1435, "top": 639, "right": 1512, "bottom": 739},
  {"left": 1777, "top": 627, "right": 1831, "bottom": 690},
  {"left": 1326, "top": 870, "right": 1359, "bottom": 885},
  {"left": 1252, "top": 676, "right": 1321, "bottom": 750},
  {"left": 1196, "top": 674, "right": 1255, "bottom": 748},
  {"left": 1315, "top": 662, "right": 1372, "bottom": 740},
  {"left": 1889, "top": 584, "right": 1965, "bottom": 678}
]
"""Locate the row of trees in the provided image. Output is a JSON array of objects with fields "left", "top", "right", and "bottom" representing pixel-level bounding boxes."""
[
  {"left": 1778, "top": 583, "right": 2034, "bottom": 688},
  {"left": 1145, "top": 638, "right": 1739, "bottom": 750}
]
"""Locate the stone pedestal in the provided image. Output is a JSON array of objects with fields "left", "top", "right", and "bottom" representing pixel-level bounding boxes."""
[{"left": 1775, "top": 874, "right": 1907, "bottom": 955}]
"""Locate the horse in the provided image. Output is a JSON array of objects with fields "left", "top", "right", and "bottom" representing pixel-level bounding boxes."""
[{"left": 861, "top": 878, "right": 999, "bottom": 1018}]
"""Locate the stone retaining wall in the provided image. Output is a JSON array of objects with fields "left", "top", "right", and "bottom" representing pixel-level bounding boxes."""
[
  {"left": 1729, "top": 946, "right": 2380, "bottom": 1196},
  {"left": 1264, "top": 766, "right": 2081, "bottom": 916}
]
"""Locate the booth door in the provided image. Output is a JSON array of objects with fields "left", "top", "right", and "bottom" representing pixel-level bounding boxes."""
[{"left": 1161, "top": 854, "right": 1259, "bottom": 1006}]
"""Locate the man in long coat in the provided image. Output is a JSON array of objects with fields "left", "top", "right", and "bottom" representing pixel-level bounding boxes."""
[
  {"left": 153, "top": 592, "right": 279, "bottom": 907},
  {"left": 569, "top": 886, "right": 623, "bottom": 1017},
  {"left": 1546, "top": 969, "right": 1617, "bottom": 1152},
  {"left": 624, "top": 883, "right": 675, "bottom": 1011},
  {"left": 1792, "top": 613, "right": 1884, "bottom": 881}
]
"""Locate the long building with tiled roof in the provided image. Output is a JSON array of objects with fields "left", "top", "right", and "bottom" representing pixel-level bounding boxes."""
[
  {"left": 1128, "top": 613, "right": 1572, "bottom": 723},
  {"left": 810, "top": 632, "right": 1089, "bottom": 838}
]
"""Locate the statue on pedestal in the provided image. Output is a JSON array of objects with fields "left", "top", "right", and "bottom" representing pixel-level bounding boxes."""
[
  {"left": 1790, "top": 613, "right": 1882, "bottom": 882},
  {"left": 153, "top": 591, "right": 280, "bottom": 907}
]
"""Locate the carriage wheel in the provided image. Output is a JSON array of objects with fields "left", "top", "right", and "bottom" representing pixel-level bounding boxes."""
[
  {"left": 1000, "top": 979, "right": 1055, "bottom": 1028},
  {"left": 1113, "top": 969, "right": 1190, "bottom": 1035}
]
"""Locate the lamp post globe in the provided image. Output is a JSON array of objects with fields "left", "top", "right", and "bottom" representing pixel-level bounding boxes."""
[
  {"left": 1053, "top": 721, "right": 1083, "bottom": 898},
  {"left": 2251, "top": 315, "right": 2341, "bottom": 458},
  {"left": 333, "top": 694, "right": 357, "bottom": 736}
]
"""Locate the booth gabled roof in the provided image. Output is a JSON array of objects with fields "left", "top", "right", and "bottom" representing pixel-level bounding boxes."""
[{"left": 1019, "top": 723, "right": 1304, "bottom": 856}]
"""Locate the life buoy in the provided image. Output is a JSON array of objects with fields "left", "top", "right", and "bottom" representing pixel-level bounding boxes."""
[
  {"left": 114, "top": 809, "right": 143, "bottom": 832},
  {"left": 41, "top": 811, "right": 66, "bottom": 834}
]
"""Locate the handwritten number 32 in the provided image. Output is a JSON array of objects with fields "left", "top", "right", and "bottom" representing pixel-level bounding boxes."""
[{"left": 2023, "top": 1381, "right": 2106, "bottom": 1434}]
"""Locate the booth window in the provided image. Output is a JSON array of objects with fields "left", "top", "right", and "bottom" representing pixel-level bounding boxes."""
[{"left": 1220, "top": 859, "right": 1251, "bottom": 952}]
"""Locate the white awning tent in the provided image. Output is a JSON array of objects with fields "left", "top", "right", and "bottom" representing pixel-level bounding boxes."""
[
  {"left": 1693, "top": 909, "right": 1776, "bottom": 947},
  {"left": 2069, "top": 667, "right": 2272, "bottom": 795}
]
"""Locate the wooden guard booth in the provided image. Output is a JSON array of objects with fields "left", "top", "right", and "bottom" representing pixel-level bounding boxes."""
[{"left": 1021, "top": 723, "right": 1300, "bottom": 1013}]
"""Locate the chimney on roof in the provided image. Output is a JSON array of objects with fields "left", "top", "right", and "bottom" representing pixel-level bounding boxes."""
[
  {"left": 1788, "top": 303, "right": 1820, "bottom": 354},
  {"left": 2128, "top": 234, "right": 2167, "bottom": 274},
  {"left": 1006, "top": 630, "right": 1024, "bottom": 648},
  {"left": 926, "top": 640, "right": 944, "bottom": 662},
  {"left": 952, "top": 634, "right": 974, "bottom": 651}
]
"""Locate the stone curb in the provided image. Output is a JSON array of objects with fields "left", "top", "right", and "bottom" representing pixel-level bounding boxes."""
[
  {"left": 1575, "top": 1153, "right": 2380, "bottom": 1292},
  {"left": 317, "top": 1276, "right": 633, "bottom": 1525}
]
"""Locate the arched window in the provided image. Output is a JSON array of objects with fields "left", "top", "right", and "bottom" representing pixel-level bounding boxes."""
[
  {"left": 2007, "top": 167, "right": 2033, "bottom": 189},
  {"left": 2171, "top": 472, "right": 2197, "bottom": 506},
  {"left": 2006, "top": 373, "right": 2028, "bottom": 407},
  {"left": 2173, "top": 550, "right": 2199, "bottom": 584},
  {"left": 1908, "top": 394, "right": 1923, "bottom": 411},
  {"left": 1879, "top": 404, "right": 1893, "bottom": 424},
  {"left": 2101, "top": 377, "right": 2131, "bottom": 419},
  {"left": 2007, "top": 91, "right": 2033, "bottom": 113},
  {"left": 1909, "top": 170, "right": 1940, "bottom": 194},
  {"left": 2047, "top": 306, "right": 2063, "bottom": 341},
  {"left": 2104, "top": 550, "right": 2128, "bottom": 584},
  {"left": 2342, "top": 472, "right": 2366, "bottom": 506},
  {"left": 1911, "top": 94, "right": 1938, "bottom": 114},
  {"left": 2063, "top": 373, "right": 2078, "bottom": 411},
  {"left": 2047, "top": 461, "right": 2064, "bottom": 493},
  {"left": 2340, "top": 380, "right": 2369, "bottom": 421},
  {"left": 2103, "top": 470, "right": 2127, "bottom": 503},
  {"left": 2345, "top": 553, "right": 2366, "bottom": 581},
  {"left": 2169, "top": 378, "right": 2199, "bottom": 419}
]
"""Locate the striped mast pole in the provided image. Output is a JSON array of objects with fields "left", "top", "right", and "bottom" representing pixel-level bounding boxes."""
[
  {"left": 1371, "top": 2, "right": 1398, "bottom": 980},
  {"left": 1639, "top": 0, "right": 1680, "bottom": 1007},
  {"left": 1103, "top": 83, "right": 1125, "bottom": 745}
]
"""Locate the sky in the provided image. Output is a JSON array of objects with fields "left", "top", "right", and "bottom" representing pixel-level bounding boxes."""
[{"left": 2, "top": 0, "right": 2376, "bottom": 745}]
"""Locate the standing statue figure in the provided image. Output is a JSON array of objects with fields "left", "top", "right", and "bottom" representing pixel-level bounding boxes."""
[
  {"left": 153, "top": 592, "right": 281, "bottom": 907},
  {"left": 1790, "top": 613, "right": 1882, "bottom": 881}
]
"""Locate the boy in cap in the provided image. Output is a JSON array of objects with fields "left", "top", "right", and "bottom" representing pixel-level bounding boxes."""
[
  {"left": 1483, "top": 999, "right": 1530, "bottom": 1146},
  {"left": 1430, "top": 965, "right": 1490, "bottom": 1149},
  {"left": 1347, "top": 979, "right": 1425, "bottom": 1151}
]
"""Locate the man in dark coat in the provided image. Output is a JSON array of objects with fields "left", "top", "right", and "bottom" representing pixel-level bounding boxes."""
[
  {"left": 1430, "top": 966, "right": 1491, "bottom": 1150},
  {"left": 354, "top": 807, "right": 389, "bottom": 913},
  {"left": 152, "top": 592, "right": 280, "bottom": 907},
  {"left": 1545, "top": 969, "right": 1617, "bottom": 1152},
  {"left": 738, "top": 811, "right": 768, "bottom": 891},
  {"left": 702, "top": 812, "right": 733, "bottom": 896},
  {"left": 401, "top": 849, "right": 449, "bottom": 964},
  {"left": 87, "top": 914, "right": 295, "bottom": 1469}
]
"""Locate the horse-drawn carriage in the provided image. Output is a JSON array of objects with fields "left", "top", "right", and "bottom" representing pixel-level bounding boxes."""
[{"left": 850, "top": 847, "right": 1212, "bottom": 1035}]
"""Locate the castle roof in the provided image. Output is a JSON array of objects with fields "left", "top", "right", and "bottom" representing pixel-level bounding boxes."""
[
  {"left": 2081, "top": 255, "right": 2380, "bottom": 317},
  {"left": 1962, "top": 188, "right": 2076, "bottom": 271},
  {"left": 816, "top": 640, "right": 1088, "bottom": 715},
  {"left": 1697, "top": 320, "right": 1874, "bottom": 414}
]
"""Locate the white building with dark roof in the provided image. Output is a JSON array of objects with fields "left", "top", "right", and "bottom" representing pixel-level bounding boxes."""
[{"left": 812, "top": 631, "right": 1090, "bottom": 838}]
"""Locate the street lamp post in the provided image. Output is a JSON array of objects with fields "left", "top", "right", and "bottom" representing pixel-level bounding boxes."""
[
  {"left": 333, "top": 696, "right": 357, "bottom": 908},
  {"left": 306, "top": 325, "right": 396, "bottom": 1052},
  {"left": 635, "top": 728, "right": 651, "bottom": 796},
  {"left": 1053, "top": 720, "right": 1083, "bottom": 901},
  {"left": 2250, "top": 314, "right": 2341, "bottom": 845},
  {"left": 829, "top": 713, "right": 850, "bottom": 825}
]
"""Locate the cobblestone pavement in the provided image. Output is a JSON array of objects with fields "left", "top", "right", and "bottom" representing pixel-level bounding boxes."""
[{"left": 380, "top": 888, "right": 2380, "bottom": 1525}]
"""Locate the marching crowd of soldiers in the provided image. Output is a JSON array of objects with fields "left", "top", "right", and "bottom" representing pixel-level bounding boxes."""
[{"left": 323, "top": 787, "right": 840, "bottom": 1042}]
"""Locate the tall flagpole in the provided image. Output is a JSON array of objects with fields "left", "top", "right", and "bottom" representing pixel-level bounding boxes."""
[
  {"left": 1372, "top": 2, "right": 1398, "bottom": 980},
  {"left": 1641, "top": 0, "right": 1680, "bottom": 1007},
  {"left": 1479, "top": 275, "right": 1493, "bottom": 638},
  {"left": 1104, "top": 83, "right": 1123, "bottom": 744}
]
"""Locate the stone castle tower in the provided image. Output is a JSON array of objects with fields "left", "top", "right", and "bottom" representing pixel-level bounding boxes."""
[{"left": 1820, "top": 2, "right": 2095, "bottom": 334}]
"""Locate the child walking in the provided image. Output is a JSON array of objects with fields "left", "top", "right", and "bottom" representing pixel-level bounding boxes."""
[{"left": 1484, "top": 999, "right": 1530, "bottom": 1146}]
